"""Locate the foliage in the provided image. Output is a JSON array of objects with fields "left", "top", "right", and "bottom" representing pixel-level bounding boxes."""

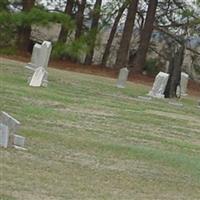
[
  {"left": 0, "top": 8, "right": 75, "bottom": 50},
  {"left": 52, "top": 36, "right": 89, "bottom": 60},
  {"left": 144, "top": 58, "right": 159, "bottom": 75}
]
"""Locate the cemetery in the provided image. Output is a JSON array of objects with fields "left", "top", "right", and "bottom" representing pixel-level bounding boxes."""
[
  {"left": 0, "top": 56, "right": 200, "bottom": 199},
  {"left": 0, "top": 0, "right": 200, "bottom": 199}
]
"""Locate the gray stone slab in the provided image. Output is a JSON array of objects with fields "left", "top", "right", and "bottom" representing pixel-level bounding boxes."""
[
  {"left": 13, "top": 134, "right": 25, "bottom": 147},
  {"left": 26, "top": 41, "right": 52, "bottom": 71},
  {"left": 180, "top": 72, "right": 189, "bottom": 96},
  {"left": 29, "top": 67, "right": 46, "bottom": 87},
  {"left": 0, "top": 123, "right": 9, "bottom": 148},
  {"left": 148, "top": 72, "right": 169, "bottom": 98},
  {"left": 116, "top": 68, "right": 129, "bottom": 88},
  {"left": 0, "top": 111, "right": 20, "bottom": 135}
]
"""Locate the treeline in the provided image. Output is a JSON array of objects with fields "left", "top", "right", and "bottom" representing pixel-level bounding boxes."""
[{"left": 0, "top": 0, "right": 200, "bottom": 74}]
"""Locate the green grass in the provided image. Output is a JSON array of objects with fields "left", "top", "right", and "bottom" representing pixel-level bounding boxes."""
[{"left": 0, "top": 58, "right": 200, "bottom": 200}]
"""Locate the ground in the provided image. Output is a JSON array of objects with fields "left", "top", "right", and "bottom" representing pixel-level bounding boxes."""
[{"left": 0, "top": 57, "right": 200, "bottom": 200}]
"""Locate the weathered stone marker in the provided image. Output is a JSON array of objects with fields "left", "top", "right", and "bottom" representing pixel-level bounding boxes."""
[
  {"left": 0, "top": 123, "right": 9, "bottom": 148},
  {"left": 180, "top": 72, "right": 189, "bottom": 96},
  {"left": 25, "top": 41, "right": 52, "bottom": 87},
  {"left": 116, "top": 68, "right": 129, "bottom": 88},
  {"left": 148, "top": 72, "right": 169, "bottom": 98},
  {"left": 13, "top": 135, "right": 25, "bottom": 147},
  {"left": 0, "top": 111, "right": 25, "bottom": 149}
]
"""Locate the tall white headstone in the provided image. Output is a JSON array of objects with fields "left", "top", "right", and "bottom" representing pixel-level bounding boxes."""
[
  {"left": 116, "top": 68, "right": 129, "bottom": 88},
  {"left": 180, "top": 72, "right": 189, "bottom": 96},
  {"left": 29, "top": 67, "right": 46, "bottom": 87},
  {"left": 148, "top": 72, "right": 169, "bottom": 98},
  {"left": 26, "top": 41, "right": 52, "bottom": 71}
]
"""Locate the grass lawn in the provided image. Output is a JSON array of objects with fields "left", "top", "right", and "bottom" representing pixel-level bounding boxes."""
[{"left": 0, "top": 57, "right": 200, "bottom": 200}]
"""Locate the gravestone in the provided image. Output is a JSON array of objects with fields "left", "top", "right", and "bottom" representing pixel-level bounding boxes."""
[
  {"left": 180, "top": 72, "right": 189, "bottom": 96},
  {"left": 0, "top": 111, "right": 22, "bottom": 148},
  {"left": 26, "top": 41, "right": 52, "bottom": 71},
  {"left": 29, "top": 67, "right": 46, "bottom": 87},
  {"left": 13, "top": 135, "right": 25, "bottom": 147},
  {"left": 116, "top": 68, "right": 129, "bottom": 88},
  {"left": 25, "top": 41, "right": 52, "bottom": 86},
  {"left": 148, "top": 72, "right": 169, "bottom": 98},
  {"left": 0, "top": 124, "right": 9, "bottom": 148}
]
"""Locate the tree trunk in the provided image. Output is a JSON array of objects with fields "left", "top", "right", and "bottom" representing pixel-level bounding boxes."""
[
  {"left": 101, "top": 2, "right": 127, "bottom": 66},
  {"left": 164, "top": 46, "right": 185, "bottom": 98},
  {"left": 17, "top": 0, "right": 35, "bottom": 51},
  {"left": 58, "top": 0, "right": 74, "bottom": 43},
  {"left": 84, "top": 0, "right": 102, "bottom": 65},
  {"left": 114, "top": 0, "right": 139, "bottom": 69},
  {"left": 130, "top": 0, "right": 158, "bottom": 73},
  {"left": 75, "top": 0, "right": 86, "bottom": 40}
]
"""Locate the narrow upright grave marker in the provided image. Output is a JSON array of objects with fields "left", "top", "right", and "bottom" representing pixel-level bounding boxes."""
[
  {"left": 25, "top": 41, "right": 52, "bottom": 87},
  {"left": 26, "top": 43, "right": 42, "bottom": 71},
  {"left": 148, "top": 72, "right": 169, "bottom": 98},
  {"left": 26, "top": 41, "right": 52, "bottom": 71},
  {"left": 180, "top": 72, "right": 189, "bottom": 96},
  {"left": 0, "top": 124, "right": 9, "bottom": 148},
  {"left": 116, "top": 67, "right": 129, "bottom": 88}
]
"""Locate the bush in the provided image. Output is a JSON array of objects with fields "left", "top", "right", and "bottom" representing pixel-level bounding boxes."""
[
  {"left": 52, "top": 36, "right": 89, "bottom": 61},
  {"left": 144, "top": 58, "right": 160, "bottom": 75}
]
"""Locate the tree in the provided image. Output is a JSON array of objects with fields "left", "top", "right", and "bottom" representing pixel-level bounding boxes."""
[
  {"left": 58, "top": 0, "right": 75, "bottom": 43},
  {"left": 164, "top": 45, "right": 185, "bottom": 98},
  {"left": 17, "top": 0, "right": 36, "bottom": 51},
  {"left": 130, "top": 0, "right": 158, "bottom": 73},
  {"left": 101, "top": 1, "right": 128, "bottom": 66},
  {"left": 114, "top": 0, "right": 139, "bottom": 69},
  {"left": 84, "top": 0, "right": 102, "bottom": 65},
  {"left": 75, "top": 0, "right": 87, "bottom": 40}
]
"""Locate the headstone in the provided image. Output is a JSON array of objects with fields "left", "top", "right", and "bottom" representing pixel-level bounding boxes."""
[
  {"left": 13, "top": 135, "right": 25, "bottom": 147},
  {"left": 0, "top": 111, "right": 20, "bottom": 135},
  {"left": 29, "top": 67, "right": 46, "bottom": 87},
  {"left": 0, "top": 124, "right": 9, "bottom": 148},
  {"left": 26, "top": 41, "right": 52, "bottom": 71},
  {"left": 180, "top": 72, "right": 189, "bottom": 96},
  {"left": 26, "top": 43, "right": 42, "bottom": 71},
  {"left": 116, "top": 68, "right": 129, "bottom": 88},
  {"left": 0, "top": 112, "right": 21, "bottom": 148},
  {"left": 148, "top": 72, "right": 169, "bottom": 98}
]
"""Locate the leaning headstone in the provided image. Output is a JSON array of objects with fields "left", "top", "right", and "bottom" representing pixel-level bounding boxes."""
[
  {"left": 0, "top": 124, "right": 9, "bottom": 148},
  {"left": 0, "top": 111, "right": 20, "bottom": 136},
  {"left": 180, "top": 72, "right": 189, "bottom": 96},
  {"left": 148, "top": 72, "right": 169, "bottom": 98},
  {"left": 0, "top": 111, "right": 23, "bottom": 149},
  {"left": 29, "top": 67, "right": 46, "bottom": 87},
  {"left": 116, "top": 68, "right": 129, "bottom": 88}
]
